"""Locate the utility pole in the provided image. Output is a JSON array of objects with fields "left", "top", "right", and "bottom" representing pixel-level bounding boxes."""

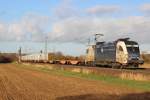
[
  {"left": 45, "top": 36, "right": 48, "bottom": 62},
  {"left": 18, "top": 47, "right": 21, "bottom": 63}
]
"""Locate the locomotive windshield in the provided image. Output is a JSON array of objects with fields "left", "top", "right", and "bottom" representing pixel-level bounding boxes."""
[
  {"left": 125, "top": 41, "right": 140, "bottom": 56},
  {"left": 126, "top": 45, "right": 139, "bottom": 53}
]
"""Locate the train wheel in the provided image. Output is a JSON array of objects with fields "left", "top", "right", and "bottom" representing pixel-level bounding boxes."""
[
  {"left": 120, "top": 65, "right": 126, "bottom": 69},
  {"left": 112, "top": 63, "right": 121, "bottom": 69},
  {"left": 86, "top": 61, "right": 95, "bottom": 67},
  {"left": 134, "top": 64, "right": 139, "bottom": 68}
]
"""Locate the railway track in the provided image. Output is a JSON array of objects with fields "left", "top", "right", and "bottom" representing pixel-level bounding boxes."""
[
  {"left": 24, "top": 63, "right": 150, "bottom": 78},
  {"left": 62, "top": 64, "right": 150, "bottom": 75}
]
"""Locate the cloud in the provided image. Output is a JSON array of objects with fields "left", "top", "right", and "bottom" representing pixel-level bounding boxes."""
[
  {"left": 87, "top": 5, "right": 121, "bottom": 16},
  {"left": 0, "top": 13, "right": 50, "bottom": 42},
  {"left": 1, "top": 13, "right": 149, "bottom": 45},
  {"left": 0, "top": 3, "right": 150, "bottom": 46},
  {"left": 53, "top": 0, "right": 79, "bottom": 19},
  {"left": 50, "top": 3, "right": 149, "bottom": 44},
  {"left": 51, "top": 16, "right": 150, "bottom": 44},
  {"left": 140, "top": 4, "right": 150, "bottom": 15}
]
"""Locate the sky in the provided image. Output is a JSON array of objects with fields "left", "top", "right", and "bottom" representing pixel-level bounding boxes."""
[{"left": 0, "top": 0, "right": 150, "bottom": 55}]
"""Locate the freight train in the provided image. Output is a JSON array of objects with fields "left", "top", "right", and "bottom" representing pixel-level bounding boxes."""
[{"left": 21, "top": 38, "right": 144, "bottom": 68}]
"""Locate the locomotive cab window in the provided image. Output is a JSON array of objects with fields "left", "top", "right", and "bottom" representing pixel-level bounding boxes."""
[{"left": 127, "top": 45, "right": 139, "bottom": 53}]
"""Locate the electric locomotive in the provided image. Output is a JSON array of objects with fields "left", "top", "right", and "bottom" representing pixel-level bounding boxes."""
[{"left": 86, "top": 38, "right": 144, "bottom": 68}]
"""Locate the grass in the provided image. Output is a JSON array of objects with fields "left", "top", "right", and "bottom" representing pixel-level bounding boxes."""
[
  {"left": 17, "top": 63, "right": 150, "bottom": 91},
  {"left": 120, "top": 72, "right": 148, "bottom": 81}
]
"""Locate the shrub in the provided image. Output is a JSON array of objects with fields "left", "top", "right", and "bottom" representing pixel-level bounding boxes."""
[{"left": 0, "top": 53, "right": 17, "bottom": 63}]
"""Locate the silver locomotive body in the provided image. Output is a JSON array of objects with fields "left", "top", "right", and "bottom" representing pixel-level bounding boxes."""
[{"left": 86, "top": 38, "right": 144, "bottom": 68}]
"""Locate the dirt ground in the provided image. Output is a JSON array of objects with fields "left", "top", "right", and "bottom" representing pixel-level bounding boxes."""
[{"left": 0, "top": 64, "right": 149, "bottom": 100}]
